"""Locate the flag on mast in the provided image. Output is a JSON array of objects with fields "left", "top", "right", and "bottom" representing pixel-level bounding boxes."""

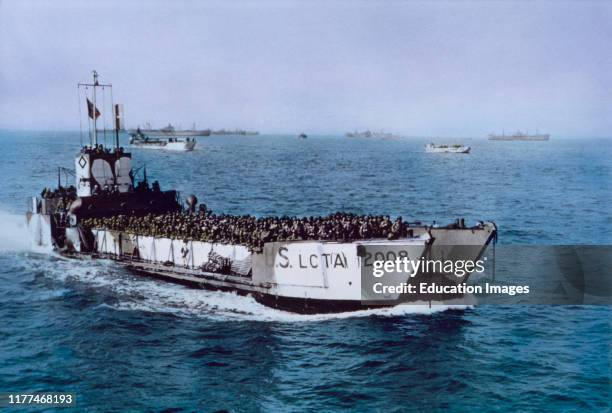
[{"left": 87, "top": 98, "right": 101, "bottom": 119}]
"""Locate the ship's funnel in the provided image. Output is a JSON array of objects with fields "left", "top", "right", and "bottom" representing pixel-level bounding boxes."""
[{"left": 75, "top": 149, "right": 133, "bottom": 197}]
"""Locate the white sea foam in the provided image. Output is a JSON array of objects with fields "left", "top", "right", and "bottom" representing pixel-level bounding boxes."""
[
  {"left": 0, "top": 209, "right": 33, "bottom": 252},
  {"left": 41, "top": 257, "right": 466, "bottom": 322},
  {"left": 109, "top": 290, "right": 469, "bottom": 322},
  {"left": 0, "top": 209, "right": 54, "bottom": 254}
]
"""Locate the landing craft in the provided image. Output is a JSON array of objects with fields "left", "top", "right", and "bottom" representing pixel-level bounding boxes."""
[
  {"left": 25, "top": 72, "right": 497, "bottom": 314},
  {"left": 129, "top": 129, "right": 197, "bottom": 151},
  {"left": 425, "top": 143, "right": 471, "bottom": 154}
]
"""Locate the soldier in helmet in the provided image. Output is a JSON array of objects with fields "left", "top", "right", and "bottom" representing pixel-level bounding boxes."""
[
  {"left": 198, "top": 203, "right": 207, "bottom": 215},
  {"left": 389, "top": 217, "right": 404, "bottom": 240},
  {"left": 359, "top": 220, "right": 372, "bottom": 239}
]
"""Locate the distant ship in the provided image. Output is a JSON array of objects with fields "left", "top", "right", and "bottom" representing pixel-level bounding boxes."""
[
  {"left": 298, "top": 133, "right": 307, "bottom": 139},
  {"left": 346, "top": 130, "right": 400, "bottom": 139},
  {"left": 346, "top": 130, "right": 372, "bottom": 138},
  {"left": 131, "top": 123, "right": 211, "bottom": 137},
  {"left": 130, "top": 129, "right": 196, "bottom": 151},
  {"left": 425, "top": 143, "right": 470, "bottom": 154},
  {"left": 488, "top": 130, "right": 550, "bottom": 141},
  {"left": 211, "top": 129, "right": 259, "bottom": 136}
]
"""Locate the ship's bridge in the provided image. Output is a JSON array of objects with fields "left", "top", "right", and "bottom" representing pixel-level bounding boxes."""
[{"left": 75, "top": 145, "right": 133, "bottom": 197}]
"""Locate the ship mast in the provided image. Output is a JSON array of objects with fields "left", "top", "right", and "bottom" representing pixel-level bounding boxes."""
[
  {"left": 92, "top": 70, "right": 99, "bottom": 146},
  {"left": 78, "top": 70, "right": 120, "bottom": 148}
]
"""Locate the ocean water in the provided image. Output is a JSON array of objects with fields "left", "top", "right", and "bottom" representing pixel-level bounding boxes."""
[{"left": 0, "top": 131, "right": 610, "bottom": 412}]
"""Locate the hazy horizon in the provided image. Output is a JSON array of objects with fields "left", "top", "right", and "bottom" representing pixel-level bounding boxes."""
[
  {"left": 1, "top": 129, "right": 610, "bottom": 140},
  {"left": 1, "top": 0, "right": 610, "bottom": 137}
]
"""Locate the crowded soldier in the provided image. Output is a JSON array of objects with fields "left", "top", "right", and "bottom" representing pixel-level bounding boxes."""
[{"left": 81, "top": 210, "right": 410, "bottom": 252}]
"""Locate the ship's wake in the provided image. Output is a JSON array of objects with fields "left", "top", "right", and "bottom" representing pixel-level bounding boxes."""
[
  {"left": 22, "top": 255, "right": 467, "bottom": 322},
  {"left": 107, "top": 281, "right": 468, "bottom": 322},
  {"left": 0, "top": 209, "right": 52, "bottom": 254}
]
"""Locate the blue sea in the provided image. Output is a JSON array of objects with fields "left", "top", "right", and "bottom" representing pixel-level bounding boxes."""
[{"left": 0, "top": 131, "right": 610, "bottom": 412}]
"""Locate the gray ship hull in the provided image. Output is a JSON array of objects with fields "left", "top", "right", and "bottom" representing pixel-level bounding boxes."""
[
  {"left": 488, "top": 134, "right": 550, "bottom": 141},
  {"left": 132, "top": 129, "right": 211, "bottom": 137},
  {"left": 26, "top": 209, "right": 497, "bottom": 314}
]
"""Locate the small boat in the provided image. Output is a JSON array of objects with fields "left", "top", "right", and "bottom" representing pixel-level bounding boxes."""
[
  {"left": 425, "top": 143, "right": 470, "bottom": 154},
  {"left": 130, "top": 129, "right": 196, "bottom": 151},
  {"left": 298, "top": 133, "right": 307, "bottom": 139}
]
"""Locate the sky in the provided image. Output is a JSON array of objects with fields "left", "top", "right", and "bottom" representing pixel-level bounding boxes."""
[{"left": 0, "top": 0, "right": 610, "bottom": 137}]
